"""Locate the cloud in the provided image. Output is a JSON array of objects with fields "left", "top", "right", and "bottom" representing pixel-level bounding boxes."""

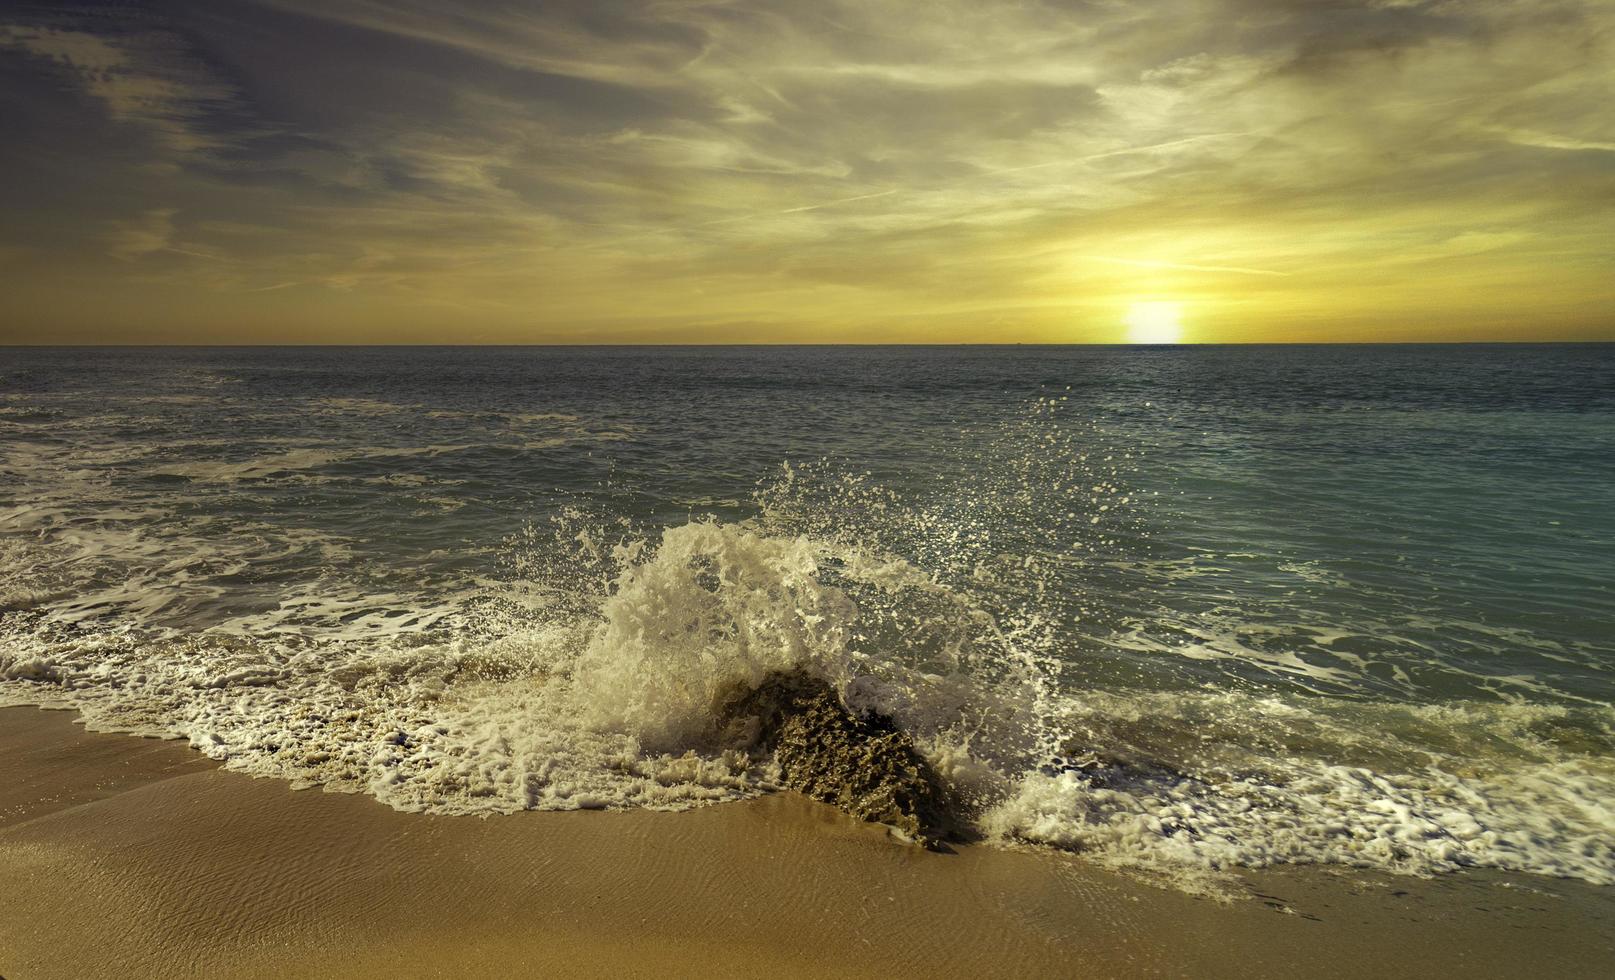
[
  {"left": 105, "top": 208, "right": 177, "bottom": 261},
  {"left": 1082, "top": 256, "right": 1292, "bottom": 278},
  {"left": 0, "top": 18, "right": 261, "bottom": 160},
  {"left": 0, "top": 0, "right": 1611, "bottom": 341},
  {"left": 1491, "top": 128, "right": 1615, "bottom": 153}
]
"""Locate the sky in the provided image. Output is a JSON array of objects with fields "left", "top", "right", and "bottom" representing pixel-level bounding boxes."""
[{"left": 0, "top": 0, "right": 1611, "bottom": 344}]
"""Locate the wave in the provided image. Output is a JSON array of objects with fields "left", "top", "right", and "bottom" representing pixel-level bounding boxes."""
[
  {"left": 3, "top": 506, "right": 1612, "bottom": 895},
  {"left": 1, "top": 394, "right": 1611, "bottom": 895}
]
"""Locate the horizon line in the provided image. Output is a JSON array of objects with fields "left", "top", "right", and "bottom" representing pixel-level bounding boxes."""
[{"left": 3, "top": 340, "right": 1613, "bottom": 349}]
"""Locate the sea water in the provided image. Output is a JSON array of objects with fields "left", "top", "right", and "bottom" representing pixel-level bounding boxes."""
[{"left": 2, "top": 345, "right": 1611, "bottom": 892}]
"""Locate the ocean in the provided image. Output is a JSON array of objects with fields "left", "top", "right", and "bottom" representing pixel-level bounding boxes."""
[{"left": 2, "top": 344, "right": 1611, "bottom": 892}]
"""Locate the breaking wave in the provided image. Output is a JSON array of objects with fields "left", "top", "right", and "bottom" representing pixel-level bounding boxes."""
[{"left": 4, "top": 444, "right": 1613, "bottom": 895}]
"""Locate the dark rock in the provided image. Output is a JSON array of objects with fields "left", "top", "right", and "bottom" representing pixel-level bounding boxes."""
[{"left": 717, "top": 670, "right": 963, "bottom": 849}]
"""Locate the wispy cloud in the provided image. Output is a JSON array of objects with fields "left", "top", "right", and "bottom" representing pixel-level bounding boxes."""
[
  {"left": 1490, "top": 128, "right": 1615, "bottom": 154},
  {"left": 0, "top": 0, "right": 1611, "bottom": 341},
  {"left": 105, "top": 208, "right": 177, "bottom": 261},
  {"left": 0, "top": 21, "right": 259, "bottom": 158},
  {"left": 1082, "top": 256, "right": 1292, "bottom": 278}
]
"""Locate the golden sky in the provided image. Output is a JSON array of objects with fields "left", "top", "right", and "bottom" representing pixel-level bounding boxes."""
[{"left": 1, "top": 1, "right": 1611, "bottom": 344}]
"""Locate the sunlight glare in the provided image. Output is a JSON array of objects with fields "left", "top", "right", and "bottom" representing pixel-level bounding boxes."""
[{"left": 1125, "top": 302, "right": 1184, "bottom": 344}]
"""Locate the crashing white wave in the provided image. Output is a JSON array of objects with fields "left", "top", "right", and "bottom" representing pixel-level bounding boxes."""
[
  {"left": 3, "top": 509, "right": 1613, "bottom": 893},
  {"left": 3, "top": 389, "right": 1613, "bottom": 895}
]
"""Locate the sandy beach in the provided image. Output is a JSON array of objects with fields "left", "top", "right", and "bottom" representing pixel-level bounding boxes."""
[{"left": 1, "top": 706, "right": 1610, "bottom": 979}]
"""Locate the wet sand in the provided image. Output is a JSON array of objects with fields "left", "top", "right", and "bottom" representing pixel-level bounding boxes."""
[{"left": 1, "top": 706, "right": 1611, "bottom": 979}]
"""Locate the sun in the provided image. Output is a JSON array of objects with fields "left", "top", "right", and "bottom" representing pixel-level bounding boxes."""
[{"left": 1124, "top": 301, "right": 1184, "bottom": 344}]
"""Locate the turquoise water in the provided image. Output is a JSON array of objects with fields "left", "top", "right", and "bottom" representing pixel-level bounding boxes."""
[{"left": 2, "top": 345, "right": 1612, "bottom": 890}]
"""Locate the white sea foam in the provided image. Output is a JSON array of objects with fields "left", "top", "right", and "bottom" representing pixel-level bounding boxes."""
[
  {"left": 4, "top": 509, "right": 1612, "bottom": 894},
  {"left": 983, "top": 693, "right": 1615, "bottom": 893},
  {"left": 2, "top": 386, "right": 1612, "bottom": 897},
  {"left": 149, "top": 445, "right": 474, "bottom": 482}
]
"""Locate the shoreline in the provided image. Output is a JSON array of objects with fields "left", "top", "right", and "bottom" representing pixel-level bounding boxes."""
[{"left": 2, "top": 705, "right": 1611, "bottom": 978}]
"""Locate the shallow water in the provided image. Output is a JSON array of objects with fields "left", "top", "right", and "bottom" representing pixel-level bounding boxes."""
[{"left": 2, "top": 345, "right": 1612, "bottom": 891}]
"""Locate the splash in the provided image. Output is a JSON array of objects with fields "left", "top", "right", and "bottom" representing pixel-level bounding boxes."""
[{"left": 2, "top": 394, "right": 1613, "bottom": 895}]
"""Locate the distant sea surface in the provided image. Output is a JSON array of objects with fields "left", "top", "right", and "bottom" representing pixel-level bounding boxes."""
[{"left": 2, "top": 345, "right": 1612, "bottom": 892}]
